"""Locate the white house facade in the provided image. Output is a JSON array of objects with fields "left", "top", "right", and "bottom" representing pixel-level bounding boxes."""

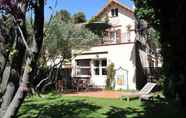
[{"left": 71, "top": 0, "right": 161, "bottom": 90}]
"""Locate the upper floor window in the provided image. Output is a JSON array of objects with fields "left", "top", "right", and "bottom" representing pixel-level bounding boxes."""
[
  {"left": 124, "top": 32, "right": 130, "bottom": 42},
  {"left": 111, "top": 8, "right": 118, "bottom": 17},
  {"left": 108, "top": 29, "right": 121, "bottom": 43},
  {"left": 110, "top": 31, "right": 117, "bottom": 43}
]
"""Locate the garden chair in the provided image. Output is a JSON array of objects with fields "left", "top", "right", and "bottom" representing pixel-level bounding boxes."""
[{"left": 121, "top": 82, "right": 156, "bottom": 102}]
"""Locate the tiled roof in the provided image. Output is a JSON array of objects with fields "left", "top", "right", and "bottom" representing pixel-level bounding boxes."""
[{"left": 95, "top": 0, "right": 134, "bottom": 18}]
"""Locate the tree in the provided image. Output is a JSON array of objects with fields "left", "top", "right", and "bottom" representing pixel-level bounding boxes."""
[
  {"left": 73, "top": 11, "right": 86, "bottom": 24},
  {"left": 42, "top": 14, "right": 99, "bottom": 88},
  {"left": 106, "top": 63, "right": 115, "bottom": 90},
  {"left": 0, "top": 0, "right": 44, "bottom": 117},
  {"left": 45, "top": 14, "right": 99, "bottom": 61},
  {"left": 133, "top": 0, "right": 186, "bottom": 108},
  {"left": 55, "top": 10, "right": 71, "bottom": 23}
]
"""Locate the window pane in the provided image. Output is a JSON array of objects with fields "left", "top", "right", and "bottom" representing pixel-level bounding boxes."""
[
  {"left": 94, "top": 60, "right": 99, "bottom": 67},
  {"left": 76, "top": 59, "right": 90, "bottom": 66},
  {"left": 80, "top": 68, "right": 91, "bottom": 75},
  {"left": 111, "top": 9, "right": 115, "bottom": 17},
  {"left": 115, "top": 8, "right": 118, "bottom": 16},
  {"left": 94, "top": 68, "right": 99, "bottom": 75},
  {"left": 102, "top": 68, "right": 107, "bottom": 75},
  {"left": 110, "top": 32, "right": 116, "bottom": 42},
  {"left": 101, "top": 60, "right": 107, "bottom": 66},
  {"left": 76, "top": 60, "right": 80, "bottom": 66}
]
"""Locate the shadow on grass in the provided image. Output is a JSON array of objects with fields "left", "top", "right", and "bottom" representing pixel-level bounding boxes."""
[
  {"left": 17, "top": 98, "right": 101, "bottom": 118},
  {"left": 18, "top": 95, "right": 186, "bottom": 118},
  {"left": 104, "top": 97, "right": 186, "bottom": 118},
  {"left": 137, "top": 98, "right": 186, "bottom": 118},
  {"left": 105, "top": 106, "right": 137, "bottom": 118}
]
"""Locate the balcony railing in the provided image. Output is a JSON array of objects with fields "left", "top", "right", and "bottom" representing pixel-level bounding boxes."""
[{"left": 96, "top": 37, "right": 120, "bottom": 45}]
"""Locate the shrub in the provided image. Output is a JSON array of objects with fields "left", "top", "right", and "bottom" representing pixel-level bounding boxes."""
[{"left": 106, "top": 63, "right": 115, "bottom": 90}]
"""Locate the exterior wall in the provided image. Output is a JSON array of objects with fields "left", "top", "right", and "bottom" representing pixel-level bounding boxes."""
[
  {"left": 72, "top": 43, "right": 137, "bottom": 90},
  {"left": 135, "top": 40, "right": 162, "bottom": 90},
  {"left": 98, "top": 3, "right": 136, "bottom": 43},
  {"left": 71, "top": 1, "right": 138, "bottom": 90}
]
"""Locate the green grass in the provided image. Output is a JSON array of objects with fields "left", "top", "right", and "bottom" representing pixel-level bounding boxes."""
[{"left": 17, "top": 93, "right": 185, "bottom": 118}]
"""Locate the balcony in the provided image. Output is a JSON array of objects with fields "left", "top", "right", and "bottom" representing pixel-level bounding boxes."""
[
  {"left": 144, "top": 67, "right": 161, "bottom": 80},
  {"left": 96, "top": 37, "right": 120, "bottom": 45}
]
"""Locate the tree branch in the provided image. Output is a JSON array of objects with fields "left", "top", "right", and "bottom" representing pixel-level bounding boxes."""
[{"left": 17, "top": 24, "right": 30, "bottom": 52}]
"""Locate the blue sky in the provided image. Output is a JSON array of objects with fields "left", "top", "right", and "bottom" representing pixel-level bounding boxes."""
[{"left": 45, "top": 0, "right": 134, "bottom": 20}]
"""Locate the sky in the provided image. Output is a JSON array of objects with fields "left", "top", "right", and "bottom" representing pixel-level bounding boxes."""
[{"left": 44, "top": 0, "right": 134, "bottom": 20}]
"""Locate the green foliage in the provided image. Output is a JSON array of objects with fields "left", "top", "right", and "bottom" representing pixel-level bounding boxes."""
[
  {"left": 134, "top": 0, "right": 186, "bottom": 106},
  {"left": 89, "top": 16, "right": 99, "bottom": 23},
  {"left": 44, "top": 17, "right": 99, "bottom": 60},
  {"left": 73, "top": 11, "right": 86, "bottom": 24},
  {"left": 18, "top": 94, "right": 186, "bottom": 118},
  {"left": 134, "top": 0, "right": 161, "bottom": 50},
  {"left": 106, "top": 63, "right": 115, "bottom": 90},
  {"left": 133, "top": 0, "right": 160, "bottom": 30},
  {"left": 55, "top": 10, "right": 72, "bottom": 23},
  {"left": 85, "top": 22, "right": 111, "bottom": 38}
]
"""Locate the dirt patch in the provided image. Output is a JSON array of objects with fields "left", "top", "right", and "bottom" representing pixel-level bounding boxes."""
[{"left": 64, "top": 90, "right": 135, "bottom": 99}]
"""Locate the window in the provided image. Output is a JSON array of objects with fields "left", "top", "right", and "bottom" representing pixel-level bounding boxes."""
[
  {"left": 101, "top": 60, "right": 107, "bottom": 75},
  {"left": 93, "top": 59, "right": 107, "bottom": 76},
  {"left": 76, "top": 59, "right": 90, "bottom": 76},
  {"left": 93, "top": 60, "right": 100, "bottom": 75},
  {"left": 111, "top": 8, "right": 118, "bottom": 17},
  {"left": 110, "top": 31, "right": 117, "bottom": 43},
  {"left": 124, "top": 32, "right": 130, "bottom": 42}
]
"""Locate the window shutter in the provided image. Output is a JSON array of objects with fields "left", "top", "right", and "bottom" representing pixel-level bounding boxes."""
[{"left": 116, "top": 29, "right": 121, "bottom": 43}]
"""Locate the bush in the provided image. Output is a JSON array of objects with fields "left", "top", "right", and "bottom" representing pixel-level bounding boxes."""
[{"left": 106, "top": 63, "right": 115, "bottom": 90}]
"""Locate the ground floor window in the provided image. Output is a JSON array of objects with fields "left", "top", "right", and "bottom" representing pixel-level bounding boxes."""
[
  {"left": 93, "top": 59, "right": 107, "bottom": 76},
  {"left": 76, "top": 59, "right": 90, "bottom": 76}
]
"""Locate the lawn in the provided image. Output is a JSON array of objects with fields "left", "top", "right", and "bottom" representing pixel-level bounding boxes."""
[{"left": 17, "top": 93, "right": 185, "bottom": 118}]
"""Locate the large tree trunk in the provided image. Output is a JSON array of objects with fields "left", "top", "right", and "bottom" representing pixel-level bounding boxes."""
[
  {"left": 0, "top": 69, "right": 19, "bottom": 116},
  {"left": 2, "top": 0, "right": 44, "bottom": 117},
  {"left": 0, "top": 1, "right": 28, "bottom": 116},
  {"left": 159, "top": 1, "right": 186, "bottom": 108}
]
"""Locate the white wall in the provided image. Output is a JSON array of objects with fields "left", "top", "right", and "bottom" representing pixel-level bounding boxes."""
[
  {"left": 72, "top": 2, "right": 137, "bottom": 90},
  {"left": 72, "top": 43, "right": 137, "bottom": 90},
  {"left": 99, "top": 3, "right": 136, "bottom": 43}
]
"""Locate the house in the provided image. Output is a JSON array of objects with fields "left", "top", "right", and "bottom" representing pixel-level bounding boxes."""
[{"left": 71, "top": 0, "right": 161, "bottom": 90}]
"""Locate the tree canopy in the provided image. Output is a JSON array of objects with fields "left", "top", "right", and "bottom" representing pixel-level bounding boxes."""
[
  {"left": 45, "top": 12, "right": 99, "bottom": 61},
  {"left": 55, "top": 10, "right": 71, "bottom": 23},
  {"left": 73, "top": 11, "right": 86, "bottom": 24},
  {"left": 134, "top": 0, "right": 186, "bottom": 108}
]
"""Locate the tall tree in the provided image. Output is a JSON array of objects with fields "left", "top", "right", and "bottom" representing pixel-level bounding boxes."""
[
  {"left": 42, "top": 15, "right": 99, "bottom": 86},
  {"left": 73, "top": 11, "right": 86, "bottom": 24},
  {"left": 134, "top": 0, "right": 186, "bottom": 108},
  {"left": 0, "top": 0, "right": 44, "bottom": 117},
  {"left": 55, "top": 10, "right": 71, "bottom": 23}
]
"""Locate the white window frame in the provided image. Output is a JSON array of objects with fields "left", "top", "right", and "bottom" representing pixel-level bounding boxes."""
[
  {"left": 111, "top": 8, "right": 119, "bottom": 17},
  {"left": 110, "top": 31, "right": 117, "bottom": 43},
  {"left": 75, "top": 60, "right": 91, "bottom": 77},
  {"left": 93, "top": 59, "right": 107, "bottom": 76}
]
